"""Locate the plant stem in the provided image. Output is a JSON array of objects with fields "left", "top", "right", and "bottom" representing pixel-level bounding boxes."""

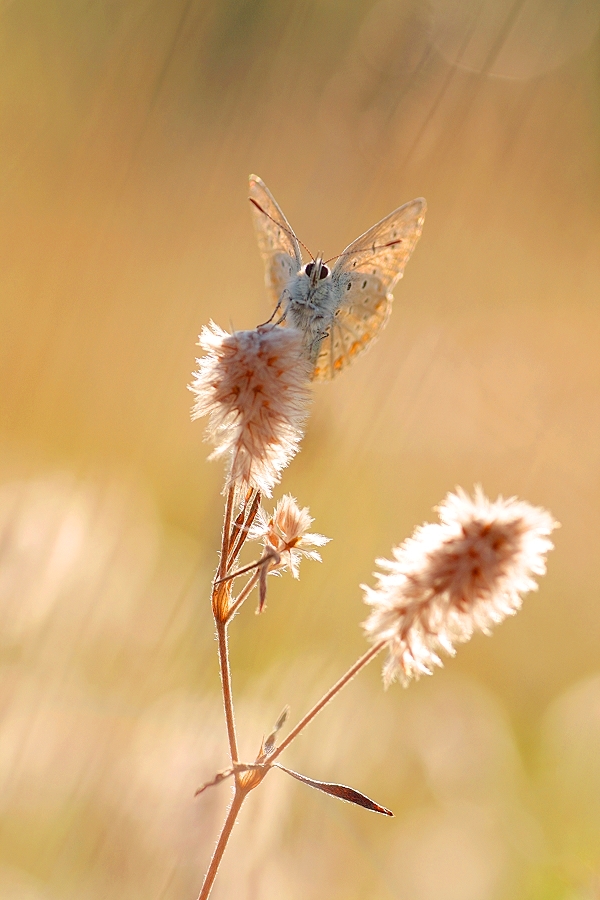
[
  {"left": 218, "top": 486, "right": 235, "bottom": 580},
  {"left": 227, "top": 488, "right": 252, "bottom": 557},
  {"left": 211, "top": 486, "right": 239, "bottom": 763},
  {"left": 226, "top": 570, "right": 260, "bottom": 621},
  {"left": 215, "top": 557, "right": 263, "bottom": 585},
  {"left": 197, "top": 486, "right": 249, "bottom": 898},
  {"left": 216, "top": 620, "right": 239, "bottom": 764},
  {"left": 227, "top": 490, "right": 261, "bottom": 567},
  {"left": 268, "top": 640, "right": 386, "bottom": 763},
  {"left": 197, "top": 787, "right": 247, "bottom": 900}
]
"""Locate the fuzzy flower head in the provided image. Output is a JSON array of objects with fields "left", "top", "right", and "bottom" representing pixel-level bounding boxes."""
[
  {"left": 190, "top": 323, "right": 312, "bottom": 497},
  {"left": 250, "top": 494, "right": 330, "bottom": 579},
  {"left": 363, "top": 487, "right": 558, "bottom": 687}
]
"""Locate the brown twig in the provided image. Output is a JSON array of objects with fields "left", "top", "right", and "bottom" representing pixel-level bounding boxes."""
[
  {"left": 214, "top": 556, "right": 263, "bottom": 585},
  {"left": 269, "top": 640, "right": 387, "bottom": 763},
  {"left": 226, "top": 570, "right": 260, "bottom": 621},
  {"left": 227, "top": 490, "right": 261, "bottom": 567},
  {"left": 218, "top": 485, "right": 235, "bottom": 580},
  {"left": 196, "top": 787, "right": 247, "bottom": 900},
  {"left": 216, "top": 619, "right": 239, "bottom": 764}
]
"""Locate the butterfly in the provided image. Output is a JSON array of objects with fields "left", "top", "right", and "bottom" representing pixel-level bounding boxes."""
[{"left": 249, "top": 174, "right": 426, "bottom": 381}]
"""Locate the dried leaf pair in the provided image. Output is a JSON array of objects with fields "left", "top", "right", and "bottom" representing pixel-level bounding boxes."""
[{"left": 196, "top": 705, "right": 392, "bottom": 817}]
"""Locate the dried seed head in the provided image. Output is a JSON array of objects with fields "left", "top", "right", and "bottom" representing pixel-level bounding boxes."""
[
  {"left": 250, "top": 494, "right": 330, "bottom": 579},
  {"left": 363, "top": 487, "right": 558, "bottom": 687},
  {"left": 190, "top": 323, "right": 312, "bottom": 497}
]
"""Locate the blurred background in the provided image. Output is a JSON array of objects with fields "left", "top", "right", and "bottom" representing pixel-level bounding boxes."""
[{"left": 1, "top": 0, "right": 600, "bottom": 897}]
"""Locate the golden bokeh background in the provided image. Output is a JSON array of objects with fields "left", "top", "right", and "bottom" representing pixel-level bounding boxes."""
[{"left": 1, "top": 1, "right": 600, "bottom": 897}]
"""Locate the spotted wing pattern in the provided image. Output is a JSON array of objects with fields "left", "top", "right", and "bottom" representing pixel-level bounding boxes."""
[
  {"left": 313, "top": 198, "right": 426, "bottom": 380},
  {"left": 312, "top": 288, "right": 392, "bottom": 381},
  {"left": 249, "top": 175, "right": 303, "bottom": 306}
]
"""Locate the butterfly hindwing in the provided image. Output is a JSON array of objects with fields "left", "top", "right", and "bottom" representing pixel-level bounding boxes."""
[{"left": 312, "top": 290, "right": 392, "bottom": 381}]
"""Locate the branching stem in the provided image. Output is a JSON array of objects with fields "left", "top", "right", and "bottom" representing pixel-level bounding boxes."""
[
  {"left": 226, "top": 570, "right": 260, "bottom": 621},
  {"left": 200, "top": 490, "right": 388, "bottom": 900},
  {"left": 269, "top": 640, "right": 387, "bottom": 762}
]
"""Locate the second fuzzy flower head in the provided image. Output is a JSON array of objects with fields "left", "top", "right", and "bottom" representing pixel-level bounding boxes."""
[
  {"left": 363, "top": 487, "right": 558, "bottom": 687},
  {"left": 249, "top": 494, "right": 330, "bottom": 610}
]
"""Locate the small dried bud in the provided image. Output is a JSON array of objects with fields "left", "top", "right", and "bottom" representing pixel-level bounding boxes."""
[
  {"left": 250, "top": 494, "right": 330, "bottom": 579},
  {"left": 190, "top": 323, "right": 312, "bottom": 497},
  {"left": 363, "top": 487, "right": 558, "bottom": 687}
]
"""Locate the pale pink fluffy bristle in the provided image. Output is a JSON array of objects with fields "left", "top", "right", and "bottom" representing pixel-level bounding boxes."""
[
  {"left": 190, "top": 324, "right": 312, "bottom": 497},
  {"left": 249, "top": 494, "right": 330, "bottom": 579},
  {"left": 363, "top": 487, "right": 558, "bottom": 686}
]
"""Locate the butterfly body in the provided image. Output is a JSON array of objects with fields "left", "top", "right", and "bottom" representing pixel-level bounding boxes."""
[
  {"left": 249, "top": 175, "right": 426, "bottom": 380},
  {"left": 283, "top": 256, "right": 337, "bottom": 355}
]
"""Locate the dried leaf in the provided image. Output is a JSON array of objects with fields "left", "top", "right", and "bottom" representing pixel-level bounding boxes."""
[
  {"left": 263, "top": 705, "right": 290, "bottom": 756},
  {"left": 194, "top": 767, "right": 234, "bottom": 796},
  {"left": 258, "top": 560, "right": 268, "bottom": 612},
  {"left": 256, "top": 548, "right": 281, "bottom": 613},
  {"left": 274, "top": 764, "right": 393, "bottom": 816},
  {"left": 273, "top": 705, "right": 290, "bottom": 732}
]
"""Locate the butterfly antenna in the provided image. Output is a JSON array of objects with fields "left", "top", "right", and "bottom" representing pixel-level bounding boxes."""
[
  {"left": 323, "top": 238, "right": 403, "bottom": 267},
  {"left": 249, "top": 198, "right": 315, "bottom": 262}
]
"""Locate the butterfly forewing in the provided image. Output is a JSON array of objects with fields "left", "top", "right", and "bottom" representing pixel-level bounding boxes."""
[
  {"left": 249, "top": 175, "right": 302, "bottom": 305},
  {"left": 332, "top": 198, "right": 426, "bottom": 291}
]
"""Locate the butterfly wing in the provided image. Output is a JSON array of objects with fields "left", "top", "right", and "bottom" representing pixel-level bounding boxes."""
[
  {"left": 249, "top": 175, "right": 303, "bottom": 307},
  {"left": 312, "top": 291, "right": 393, "bottom": 381},
  {"left": 313, "top": 198, "right": 426, "bottom": 380},
  {"left": 333, "top": 197, "right": 427, "bottom": 293}
]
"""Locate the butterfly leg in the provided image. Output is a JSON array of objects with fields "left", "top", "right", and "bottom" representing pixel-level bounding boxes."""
[{"left": 257, "top": 293, "right": 290, "bottom": 329}]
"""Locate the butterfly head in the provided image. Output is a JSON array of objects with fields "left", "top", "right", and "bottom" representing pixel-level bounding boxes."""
[{"left": 302, "top": 257, "right": 330, "bottom": 290}]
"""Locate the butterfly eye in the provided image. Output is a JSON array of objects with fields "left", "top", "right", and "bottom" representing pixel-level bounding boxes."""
[
  {"left": 319, "top": 264, "right": 329, "bottom": 280},
  {"left": 305, "top": 262, "right": 314, "bottom": 277}
]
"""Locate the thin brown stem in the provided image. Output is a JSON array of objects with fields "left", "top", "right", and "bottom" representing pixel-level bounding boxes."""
[
  {"left": 198, "top": 487, "right": 246, "bottom": 898},
  {"left": 218, "top": 486, "right": 236, "bottom": 581},
  {"left": 226, "top": 488, "right": 253, "bottom": 560},
  {"left": 216, "top": 620, "right": 239, "bottom": 764},
  {"left": 197, "top": 787, "right": 247, "bottom": 900},
  {"left": 214, "top": 557, "right": 263, "bottom": 585},
  {"left": 227, "top": 490, "right": 261, "bottom": 567},
  {"left": 226, "top": 570, "right": 260, "bottom": 621},
  {"left": 269, "top": 640, "right": 387, "bottom": 763}
]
